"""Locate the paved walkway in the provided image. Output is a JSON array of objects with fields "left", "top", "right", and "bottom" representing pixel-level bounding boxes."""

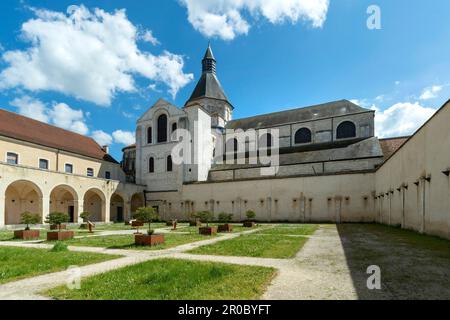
[{"left": 0, "top": 224, "right": 358, "bottom": 300}]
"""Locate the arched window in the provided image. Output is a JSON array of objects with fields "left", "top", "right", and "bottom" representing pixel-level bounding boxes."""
[
  {"left": 167, "top": 155, "right": 173, "bottom": 172},
  {"left": 147, "top": 127, "right": 152, "bottom": 144},
  {"left": 295, "top": 128, "right": 312, "bottom": 144},
  {"left": 157, "top": 114, "right": 168, "bottom": 143},
  {"left": 149, "top": 157, "right": 154, "bottom": 173},
  {"left": 336, "top": 121, "right": 356, "bottom": 139},
  {"left": 172, "top": 122, "right": 177, "bottom": 133}
]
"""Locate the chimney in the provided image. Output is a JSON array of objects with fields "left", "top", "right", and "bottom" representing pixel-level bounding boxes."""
[{"left": 102, "top": 145, "right": 110, "bottom": 154}]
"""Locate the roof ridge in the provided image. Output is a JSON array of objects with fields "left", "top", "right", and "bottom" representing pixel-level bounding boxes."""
[{"left": 227, "top": 99, "right": 367, "bottom": 123}]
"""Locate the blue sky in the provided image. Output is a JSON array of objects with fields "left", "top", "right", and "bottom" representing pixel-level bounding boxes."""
[{"left": 0, "top": 0, "right": 449, "bottom": 161}]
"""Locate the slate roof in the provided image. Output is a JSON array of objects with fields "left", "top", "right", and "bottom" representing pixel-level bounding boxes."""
[
  {"left": 226, "top": 100, "right": 372, "bottom": 130},
  {"left": 186, "top": 72, "right": 230, "bottom": 104},
  {"left": 0, "top": 109, "right": 118, "bottom": 163},
  {"left": 211, "top": 137, "right": 384, "bottom": 171}
]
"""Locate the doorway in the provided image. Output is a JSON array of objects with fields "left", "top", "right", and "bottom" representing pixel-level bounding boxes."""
[
  {"left": 68, "top": 206, "right": 75, "bottom": 223},
  {"left": 117, "top": 207, "right": 124, "bottom": 222}
]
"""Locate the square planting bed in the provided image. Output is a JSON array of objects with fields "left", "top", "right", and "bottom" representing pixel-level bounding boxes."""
[
  {"left": 199, "top": 226, "right": 218, "bottom": 236},
  {"left": 47, "top": 231, "right": 75, "bottom": 241},
  {"left": 243, "top": 221, "right": 256, "bottom": 228},
  {"left": 134, "top": 234, "right": 165, "bottom": 246},
  {"left": 14, "top": 230, "right": 40, "bottom": 240},
  {"left": 218, "top": 224, "right": 233, "bottom": 232}
]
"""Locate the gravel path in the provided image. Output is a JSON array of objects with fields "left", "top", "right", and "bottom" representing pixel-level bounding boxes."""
[{"left": 262, "top": 225, "right": 357, "bottom": 300}]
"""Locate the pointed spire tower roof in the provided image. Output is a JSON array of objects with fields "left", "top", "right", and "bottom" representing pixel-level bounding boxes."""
[{"left": 185, "top": 43, "right": 233, "bottom": 108}]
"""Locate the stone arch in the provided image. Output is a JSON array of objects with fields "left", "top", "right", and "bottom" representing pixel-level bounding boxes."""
[
  {"left": 5, "top": 180, "right": 43, "bottom": 225},
  {"left": 130, "top": 193, "right": 145, "bottom": 216},
  {"left": 83, "top": 188, "right": 106, "bottom": 222},
  {"left": 49, "top": 184, "right": 79, "bottom": 223},
  {"left": 110, "top": 193, "right": 125, "bottom": 222}
]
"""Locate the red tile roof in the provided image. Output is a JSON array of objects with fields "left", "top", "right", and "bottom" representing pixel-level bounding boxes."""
[
  {"left": 0, "top": 109, "right": 117, "bottom": 163},
  {"left": 379, "top": 136, "right": 409, "bottom": 161}
]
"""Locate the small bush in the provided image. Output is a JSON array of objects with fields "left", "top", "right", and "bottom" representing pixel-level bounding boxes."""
[
  {"left": 218, "top": 212, "right": 233, "bottom": 223},
  {"left": 50, "top": 241, "right": 68, "bottom": 252},
  {"left": 20, "top": 212, "right": 41, "bottom": 230},
  {"left": 246, "top": 210, "right": 256, "bottom": 221},
  {"left": 197, "top": 211, "right": 214, "bottom": 226}
]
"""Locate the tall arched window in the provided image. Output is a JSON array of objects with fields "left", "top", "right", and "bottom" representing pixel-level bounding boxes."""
[
  {"left": 172, "top": 122, "right": 177, "bottom": 133},
  {"left": 157, "top": 114, "right": 168, "bottom": 143},
  {"left": 147, "top": 127, "right": 152, "bottom": 144},
  {"left": 295, "top": 128, "right": 312, "bottom": 144},
  {"left": 149, "top": 157, "right": 155, "bottom": 173},
  {"left": 336, "top": 121, "right": 356, "bottom": 139},
  {"left": 167, "top": 155, "right": 173, "bottom": 172}
]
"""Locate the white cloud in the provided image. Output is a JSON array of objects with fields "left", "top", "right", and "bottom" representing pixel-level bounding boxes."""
[
  {"left": 92, "top": 130, "right": 113, "bottom": 146},
  {"left": 180, "top": 0, "right": 329, "bottom": 40},
  {"left": 373, "top": 102, "right": 437, "bottom": 138},
  {"left": 112, "top": 130, "right": 135, "bottom": 145},
  {"left": 140, "top": 30, "right": 159, "bottom": 45},
  {"left": 0, "top": 5, "right": 193, "bottom": 105},
  {"left": 10, "top": 95, "right": 49, "bottom": 123},
  {"left": 48, "top": 103, "right": 89, "bottom": 135},
  {"left": 9, "top": 96, "right": 89, "bottom": 135},
  {"left": 419, "top": 85, "right": 443, "bottom": 100}
]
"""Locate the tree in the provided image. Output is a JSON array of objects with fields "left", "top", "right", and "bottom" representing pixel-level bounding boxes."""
[
  {"left": 197, "top": 211, "right": 214, "bottom": 227},
  {"left": 246, "top": 210, "right": 256, "bottom": 221},
  {"left": 134, "top": 207, "right": 160, "bottom": 235},
  {"left": 80, "top": 212, "right": 91, "bottom": 223},
  {"left": 20, "top": 212, "right": 41, "bottom": 231},
  {"left": 45, "top": 212, "right": 70, "bottom": 231},
  {"left": 218, "top": 212, "right": 233, "bottom": 223}
]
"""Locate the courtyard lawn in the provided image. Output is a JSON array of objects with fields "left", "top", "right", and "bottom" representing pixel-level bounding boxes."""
[
  {"left": 0, "top": 246, "right": 119, "bottom": 284},
  {"left": 171, "top": 223, "right": 261, "bottom": 234},
  {"left": 256, "top": 224, "right": 318, "bottom": 236},
  {"left": 51, "top": 233, "right": 214, "bottom": 250},
  {"left": 46, "top": 258, "right": 275, "bottom": 300},
  {"left": 189, "top": 233, "right": 309, "bottom": 259}
]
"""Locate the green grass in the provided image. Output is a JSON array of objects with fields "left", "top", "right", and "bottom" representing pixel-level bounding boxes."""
[
  {"left": 189, "top": 233, "right": 308, "bottom": 258},
  {"left": 46, "top": 258, "right": 275, "bottom": 300},
  {"left": 49, "top": 233, "right": 213, "bottom": 250},
  {"left": 256, "top": 224, "right": 318, "bottom": 235},
  {"left": 171, "top": 223, "right": 261, "bottom": 234},
  {"left": 187, "top": 224, "right": 316, "bottom": 258},
  {"left": 0, "top": 246, "right": 120, "bottom": 284}
]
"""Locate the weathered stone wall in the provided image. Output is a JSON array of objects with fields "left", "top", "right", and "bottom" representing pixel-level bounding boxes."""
[
  {"left": 375, "top": 101, "right": 450, "bottom": 239},
  {"left": 147, "top": 172, "right": 376, "bottom": 223}
]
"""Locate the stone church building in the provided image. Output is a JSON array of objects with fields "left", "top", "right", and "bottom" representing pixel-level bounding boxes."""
[
  {"left": 121, "top": 45, "right": 450, "bottom": 239},
  {"left": 1, "top": 44, "right": 450, "bottom": 240}
]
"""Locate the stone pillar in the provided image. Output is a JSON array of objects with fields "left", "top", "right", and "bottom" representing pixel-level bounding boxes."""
[
  {"left": 124, "top": 201, "right": 131, "bottom": 222},
  {"left": 75, "top": 200, "right": 84, "bottom": 223},
  {"left": 104, "top": 197, "right": 111, "bottom": 223},
  {"left": 42, "top": 196, "right": 50, "bottom": 224},
  {"left": 0, "top": 194, "right": 5, "bottom": 228}
]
